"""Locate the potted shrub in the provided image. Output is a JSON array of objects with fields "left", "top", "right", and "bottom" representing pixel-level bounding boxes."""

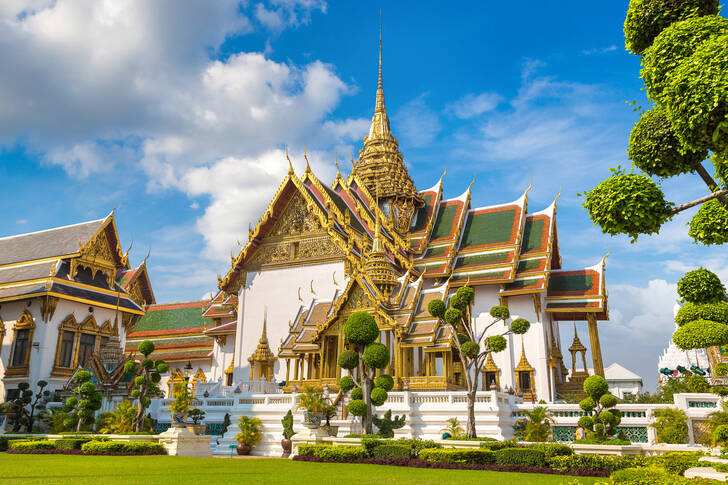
[
  {"left": 186, "top": 408, "right": 206, "bottom": 435},
  {"left": 235, "top": 415, "right": 262, "bottom": 455},
  {"left": 296, "top": 385, "right": 328, "bottom": 429},
  {"left": 170, "top": 382, "right": 194, "bottom": 428},
  {"left": 321, "top": 402, "right": 338, "bottom": 437},
  {"left": 281, "top": 410, "right": 295, "bottom": 457}
]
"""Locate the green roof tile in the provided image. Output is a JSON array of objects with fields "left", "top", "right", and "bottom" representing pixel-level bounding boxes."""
[
  {"left": 412, "top": 193, "right": 435, "bottom": 232},
  {"left": 451, "top": 270, "right": 507, "bottom": 281},
  {"left": 131, "top": 304, "right": 208, "bottom": 333},
  {"left": 548, "top": 274, "right": 593, "bottom": 293},
  {"left": 461, "top": 209, "right": 516, "bottom": 248},
  {"left": 423, "top": 246, "right": 449, "bottom": 258},
  {"left": 521, "top": 219, "right": 545, "bottom": 252},
  {"left": 455, "top": 252, "right": 510, "bottom": 268},
  {"left": 431, "top": 203, "right": 459, "bottom": 240},
  {"left": 517, "top": 258, "right": 543, "bottom": 273}
]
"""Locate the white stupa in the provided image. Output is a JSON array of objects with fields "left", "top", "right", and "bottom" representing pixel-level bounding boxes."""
[{"left": 657, "top": 303, "right": 710, "bottom": 382}]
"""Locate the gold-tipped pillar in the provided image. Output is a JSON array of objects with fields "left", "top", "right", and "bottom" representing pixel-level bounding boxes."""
[{"left": 587, "top": 313, "right": 604, "bottom": 377}]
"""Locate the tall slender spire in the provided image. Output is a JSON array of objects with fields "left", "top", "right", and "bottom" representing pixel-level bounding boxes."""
[
  {"left": 376, "top": 10, "right": 385, "bottom": 115},
  {"left": 368, "top": 10, "right": 391, "bottom": 139}
]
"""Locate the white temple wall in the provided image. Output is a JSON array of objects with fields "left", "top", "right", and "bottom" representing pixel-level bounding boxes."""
[
  {"left": 209, "top": 337, "right": 235, "bottom": 382},
  {"left": 160, "top": 359, "right": 212, "bottom": 398},
  {"left": 234, "top": 261, "right": 345, "bottom": 383}
]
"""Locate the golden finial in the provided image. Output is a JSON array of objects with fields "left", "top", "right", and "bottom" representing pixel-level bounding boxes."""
[
  {"left": 376, "top": 8, "right": 385, "bottom": 115},
  {"left": 555, "top": 186, "right": 562, "bottom": 202},
  {"left": 286, "top": 145, "right": 294, "bottom": 175},
  {"left": 439, "top": 167, "right": 447, "bottom": 183},
  {"left": 230, "top": 251, "right": 235, "bottom": 266},
  {"left": 248, "top": 223, "right": 254, "bottom": 240},
  {"left": 335, "top": 156, "right": 341, "bottom": 180},
  {"left": 310, "top": 280, "right": 316, "bottom": 296},
  {"left": 304, "top": 145, "right": 311, "bottom": 173},
  {"left": 142, "top": 248, "right": 151, "bottom": 265},
  {"left": 297, "top": 287, "right": 303, "bottom": 302},
  {"left": 350, "top": 149, "right": 356, "bottom": 169},
  {"left": 468, "top": 171, "right": 476, "bottom": 191},
  {"left": 465, "top": 274, "right": 471, "bottom": 287},
  {"left": 333, "top": 271, "right": 338, "bottom": 286}
]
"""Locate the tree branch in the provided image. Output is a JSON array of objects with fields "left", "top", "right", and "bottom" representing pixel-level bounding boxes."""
[
  {"left": 667, "top": 188, "right": 728, "bottom": 216},
  {"left": 693, "top": 162, "right": 728, "bottom": 208}
]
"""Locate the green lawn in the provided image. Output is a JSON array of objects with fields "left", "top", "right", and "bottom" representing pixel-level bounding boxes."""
[{"left": 0, "top": 454, "right": 603, "bottom": 485}]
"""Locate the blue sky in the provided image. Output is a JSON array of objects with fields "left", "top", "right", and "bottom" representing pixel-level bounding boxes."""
[{"left": 1, "top": 1, "right": 726, "bottom": 390}]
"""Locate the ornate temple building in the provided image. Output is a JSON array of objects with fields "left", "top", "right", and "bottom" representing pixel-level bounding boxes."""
[
  {"left": 205, "top": 42, "right": 610, "bottom": 403},
  {"left": 0, "top": 213, "right": 154, "bottom": 401}
]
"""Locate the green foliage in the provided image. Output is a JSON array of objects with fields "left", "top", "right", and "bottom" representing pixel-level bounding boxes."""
[
  {"left": 714, "top": 363, "right": 728, "bottom": 377},
  {"left": 419, "top": 448, "right": 496, "bottom": 465},
  {"left": 494, "top": 448, "right": 546, "bottom": 468},
  {"left": 623, "top": 0, "right": 719, "bottom": 54},
  {"left": 281, "top": 409, "right": 295, "bottom": 440},
  {"left": 487, "top": 335, "right": 507, "bottom": 353},
  {"left": 427, "top": 299, "right": 446, "bottom": 318},
  {"left": 362, "top": 343, "right": 390, "bottom": 369},
  {"left": 600, "top": 393, "right": 618, "bottom": 408},
  {"left": 584, "top": 376, "right": 609, "bottom": 400},
  {"left": 343, "top": 311, "right": 379, "bottom": 346},
  {"left": 347, "top": 399, "right": 366, "bottom": 417},
  {"left": 548, "top": 454, "right": 647, "bottom": 473},
  {"left": 689, "top": 199, "right": 728, "bottom": 245},
  {"left": 297, "top": 444, "right": 367, "bottom": 461},
  {"left": 338, "top": 375, "right": 355, "bottom": 392},
  {"left": 449, "top": 293, "right": 467, "bottom": 312},
  {"left": 296, "top": 386, "right": 329, "bottom": 413},
  {"left": 489, "top": 305, "right": 510, "bottom": 320},
  {"left": 460, "top": 341, "right": 479, "bottom": 359},
  {"left": 611, "top": 466, "right": 710, "bottom": 484},
  {"left": 221, "top": 413, "right": 231, "bottom": 436},
  {"left": 628, "top": 108, "right": 705, "bottom": 177},
  {"left": 581, "top": 170, "right": 672, "bottom": 241},
  {"left": 9, "top": 440, "right": 56, "bottom": 451},
  {"left": 673, "top": 319, "right": 728, "bottom": 350},
  {"left": 456, "top": 286, "right": 475, "bottom": 304},
  {"left": 441, "top": 417, "right": 465, "bottom": 438},
  {"left": 235, "top": 415, "right": 262, "bottom": 447},
  {"left": 663, "top": 32, "right": 728, "bottom": 153},
  {"left": 684, "top": 374, "right": 710, "bottom": 393},
  {"left": 515, "top": 406, "right": 554, "bottom": 442},
  {"left": 372, "top": 410, "right": 405, "bottom": 438},
  {"left": 370, "top": 444, "right": 410, "bottom": 458},
  {"left": 444, "top": 307, "right": 462, "bottom": 325},
  {"left": 642, "top": 15, "right": 728, "bottom": 103},
  {"left": 188, "top": 408, "right": 205, "bottom": 424},
  {"left": 98, "top": 400, "right": 135, "bottom": 434},
  {"left": 137, "top": 340, "right": 155, "bottom": 357},
  {"left": 652, "top": 408, "right": 688, "bottom": 444},
  {"left": 527, "top": 443, "right": 573, "bottom": 460},
  {"left": 337, "top": 350, "right": 359, "bottom": 370},
  {"left": 678, "top": 268, "right": 727, "bottom": 303},
  {"left": 369, "top": 387, "right": 388, "bottom": 406},
  {"left": 578, "top": 415, "right": 594, "bottom": 430},
  {"left": 510, "top": 318, "right": 531, "bottom": 335},
  {"left": 676, "top": 301, "right": 728, "bottom": 326},
  {"left": 715, "top": 424, "right": 728, "bottom": 445},
  {"left": 170, "top": 382, "right": 195, "bottom": 414},
  {"left": 64, "top": 370, "right": 103, "bottom": 432},
  {"left": 54, "top": 438, "right": 96, "bottom": 450},
  {"left": 579, "top": 376, "right": 620, "bottom": 440},
  {"left": 81, "top": 440, "right": 166, "bottom": 455},
  {"left": 350, "top": 387, "right": 363, "bottom": 400},
  {"left": 374, "top": 374, "right": 394, "bottom": 391},
  {"left": 5, "top": 379, "right": 50, "bottom": 432}
]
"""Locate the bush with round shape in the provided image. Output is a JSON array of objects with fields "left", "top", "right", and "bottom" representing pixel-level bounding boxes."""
[
  {"left": 362, "top": 343, "right": 390, "bottom": 370},
  {"left": 676, "top": 301, "right": 728, "bottom": 326},
  {"left": 628, "top": 108, "right": 706, "bottom": 177},
  {"left": 338, "top": 375, "right": 355, "bottom": 392},
  {"left": 344, "top": 311, "right": 379, "bottom": 346},
  {"left": 155, "top": 361, "right": 169, "bottom": 374},
  {"left": 677, "top": 268, "right": 727, "bottom": 304},
  {"left": 684, "top": 374, "right": 710, "bottom": 393},
  {"left": 134, "top": 376, "right": 145, "bottom": 386},
  {"left": 599, "top": 410, "right": 616, "bottom": 426},
  {"left": 141, "top": 358, "right": 153, "bottom": 370},
  {"left": 642, "top": 15, "right": 728, "bottom": 102},
  {"left": 600, "top": 393, "right": 618, "bottom": 409},
  {"left": 584, "top": 376, "right": 610, "bottom": 401},
  {"left": 137, "top": 340, "right": 155, "bottom": 357},
  {"left": 578, "top": 416, "right": 594, "bottom": 430},
  {"left": 150, "top": 372, "right": 161, "bottom": 383},
  {"left": 714, "top": 424, "right": 728, "bottom": 445},
  {"left": 456, "top": 286, "right": 475, "bottom": 304},
  {"left": 456, "top": 332, "right": 470, "bottom": 345},
  {"left": 581, "top": 171, "right": 672, "bottom": 241},
  {"left": 449, "top": 294, "right": 467, "bottom": 311},
  {"left": 689, "top": 199, "right": 728, "bottom": 246},
  {"left": 510, "top": 318, "right": 530, "bottom": 335},
  {"left": 427, "top": 299, "right": 446, "bottom": 319},
  {"left": 370, "top": 387, "right": 388, "bottom": 407},
  {"left": 350, "top": 387, "right": 363, "bottom": 401},
  {"left": 579, "top": 397, "right": 596, "bottom": 413},
  {"left": 664, "top": 33, "right": 728, "bottom": 153},
  {"left": 460, "top": 341, "right": 479, "bottom": 359},
  {"left": 623, "top": 0, "right": 719, "bottom": 55},
  {"left": 488, "top": 335, "right": 507, "bottom": 353},
  {"left": 489, "top": 305, "right": 510, "bottom": 320},
  {"left": 374, "top": 374, "right": 394, "bottom": 391},
  {"left": 714, "top": 363, "right": 728, "bottom": 377},
  {"left": 347, "top": 399, "right": 366, "bottom": 417},
  {"left": 337, "top": 350, "right": 359, "bottom": 370},
  {"left": 673, "top": 319, "right": 728, "bottom": 350},
  {"left": 123, "top": 361, "right": 136, "bottom": 374},
  {"left": 444, "top": 307, "right": 462, "bottom": 325}
]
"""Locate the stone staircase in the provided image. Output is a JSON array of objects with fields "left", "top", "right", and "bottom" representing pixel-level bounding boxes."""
[{"left": 684, "top": 457, "right": 728, "bottom": 482}]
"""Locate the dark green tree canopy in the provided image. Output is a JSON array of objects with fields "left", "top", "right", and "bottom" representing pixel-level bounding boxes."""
[
  {"left": 343, "top": 311, "right": 379, "bottom": 346},
  {"left": 677, "top": 268, "right": 727, "bottom": 303}
]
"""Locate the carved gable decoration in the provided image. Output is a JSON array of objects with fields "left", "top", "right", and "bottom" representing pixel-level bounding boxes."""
[
  {"left": 71, "top": 225, "right": 122, "bottom": 287},
  {"left": 128, "top": 279, "right": 146, "bottom": 308},
  {"left": 340, "top": 282, "right": 374, "bottom": 315},
  {"left": 270, "top": 192, "right": 323, "bottom": 237}
]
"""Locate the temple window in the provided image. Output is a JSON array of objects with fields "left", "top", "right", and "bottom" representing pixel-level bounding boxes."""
[
  {"left": 58, "top": 331, "right": 76, "bottom": 367},
  {"left": 78, "top": 333, "right": 97, "bottom": 367},
  {"left": 517, "top": 371, "right": 531, "bottom": 391},
  {"left": 514, "top": 339, "right": 536, "bottom": 402},
  {"left": 11, "top": 329, "right": 30, "bottom": 367},
  {"left": 8, "top": 311, "right": 35, "bottom": 375},
  {"left": 52, "top": 314, "right": 113, "bottom": 377}
]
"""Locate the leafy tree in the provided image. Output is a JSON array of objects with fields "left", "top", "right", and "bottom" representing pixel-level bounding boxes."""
[
  {"left": 705, "top": 401, "right": 728, "bottom": 445},
  {"left": 337, "top": 311, "right": 392, "bottom": 434},
  {"left": 63, "top": 370, "right": 103, "bottom": 432},
  {"left": 7, "top": 380, "right": 50, "bottom": 432},
  {"left": 124, "top": 340, "right": 168, "bottom": 432},
  {"left": 651, "top": 407, "right": 689, "bottom": 444},
  {"left": 577, "top": 376, "right": 621, "bottom": 442},
  {"left": 372, "top": 410, "right": 405, "bottom": 438},
  {"left": 98, "top": 400, "right": 135, "bottom": 434},
  {"left": 515, "top": 406, "right": 555, "bottom": 442},
  {"left": 672, "top": 268, "right": 728, "bottom": 351},
  {"left": 428, "top": 285, "right": 530, "bottom": 438},
  {"left": 189, "top": 408, "right": 205, "bottom": 425},
  {"left": 584, "top": 1, "right": 728, "bottom": 245}
]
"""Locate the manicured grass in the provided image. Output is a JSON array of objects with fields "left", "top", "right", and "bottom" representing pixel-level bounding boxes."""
[{"left": 0, "top": 453, "right": 602, "bottom": 484}]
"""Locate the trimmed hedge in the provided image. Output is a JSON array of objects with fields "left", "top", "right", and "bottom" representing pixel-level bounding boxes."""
[
  {"left": 54, "top": 438, "right": 97, "bottom": 450},
  {"left": 494, "top": 448, "right": 546, "bottom": 468},
  {"left": 479, "top": 439, "right": 519, "bottom": 451},
  {"left": 296, "top": 444, "right": 366, "bottom": 461},
  {"left": 419, "top": 448, "right": 496, "bottom": 465},
  {"left": 645, "top": 452, "right": 704, "bottom": 476},
  {"left": 9, "top": 440, "right": 56, "bottom": 451},
  {"left": 611, "top": 466, "right": 718, "bottom": 484},
  {"left": 548, "top": 454, "right": 647, "bottom": 473},
  {"left": 527, "top": 443, "right": 573, "bottom": 460},
  {"left": 81, "top": 440, "right": 166, "bottom": 455},
  {"left": 371, "top": 444, "right": 411, "bottom": 459}
]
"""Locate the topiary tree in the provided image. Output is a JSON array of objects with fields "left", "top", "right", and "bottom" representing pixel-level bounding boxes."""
[
  {"left": 372, "top": 410, "right": 405, "bottom": 438},
  {"left": 337, "top": 311, "right": 391, "bottom": 434},
  {"left": 6, "top": 380, "right": 50, "bottom": 432},
  {"left": 672, "top": 268, "right": 728, "bottom": 353},
  {"left": 63, "top": 370, "right": 103, "bottom": 432},
  {"left": 577, "top": 375, "right": 621, "bottom": 442},
  {"left": 428, "top": 285, "right": 531, "bottom": 438},
  {"left": 583, "top": 1, "right": 728, "bottom": 245},
  {"left": 124, "top": 340, "right": 168, "bottom": 432}
]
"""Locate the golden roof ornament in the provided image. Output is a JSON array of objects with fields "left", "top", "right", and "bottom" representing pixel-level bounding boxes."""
[
  {"left": 249, "top": 308, "right": 276, "bottom": 363},
  {"left": 568, "top": 323, "right": 587, "bottom": 353}
]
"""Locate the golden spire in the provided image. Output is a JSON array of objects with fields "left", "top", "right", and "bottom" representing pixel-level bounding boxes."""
[
  {"left": 515, "top": 337, "right": 534, "bottom": 371},
  {"left": 260, "top": 308, "right": 268, "bottom": 344},
  {"left": 568, "top": 323, "right": 586, "bottom": 353},
  {"left": 368, "top": 11, "right": 391, "bottom": 140}
]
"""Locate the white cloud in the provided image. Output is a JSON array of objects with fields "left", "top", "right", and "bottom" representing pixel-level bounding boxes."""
[
  {"left": 254, "top": 0, "right": 326, "bottom": 32},
  {"left": 393, "top": 94, "right": 441, "bottom": 148},
  {"left": 447, "top": 92, "right": 502, "bottom": 119},
  {"left": 582, "top": 45, "right": 618, "bottom": 55}
]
